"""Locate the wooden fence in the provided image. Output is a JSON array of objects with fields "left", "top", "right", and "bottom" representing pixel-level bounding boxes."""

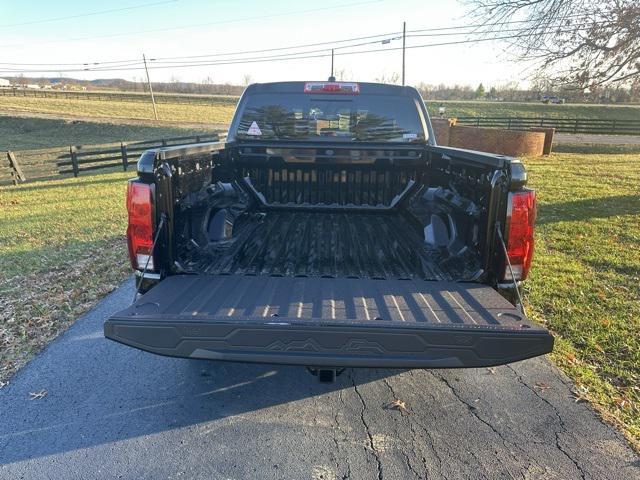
[
  {"left": 2, "top": 133, "right": 224, "bottom": 185},
  {"left": 0, "top": 88, "right": 239, "bottom": 106},
  {"left": 455, "top": 116, "right": 640, "bottom": 135}
]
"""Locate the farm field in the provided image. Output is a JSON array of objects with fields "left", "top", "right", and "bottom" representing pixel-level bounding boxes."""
[
  {"left": 0, "top": 96, "right": 236, "bottom": 126},
  {"left": 1, "top": 144, "right": 638, "bottom": 449},
  {"left": 1, "top": 93, "right": 640, "bottom": 126},
  {"left": 0, "top": 115, "right": 213, "bottom": 151},
  {"left": 432, "top": 99, "right": 640, "bottom": 120}
]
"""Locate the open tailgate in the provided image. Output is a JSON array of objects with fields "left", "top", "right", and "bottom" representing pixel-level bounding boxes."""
[{"left": 105, "top": 275, "right": 553, "bottom": 368}]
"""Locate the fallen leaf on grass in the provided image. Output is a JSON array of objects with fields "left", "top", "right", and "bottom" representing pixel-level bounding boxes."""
[
  {"left": 570, "top": 386, "right": 589, "bottom": 404},
  {"left": 385, "top": 399, "right": 408, "bottom": 413},
  {"left": 564, "top": 352, "right": 577, "bottom": 365},
  {"left": 29, "top": 389, "right": 47, "bottom": 400},
  {"left": 614, "top": 397, "right": 628, "bottom": 410}
]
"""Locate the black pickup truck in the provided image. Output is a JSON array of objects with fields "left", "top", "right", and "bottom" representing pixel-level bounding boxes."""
[{"left": 105, "top": 81, "right": 552, "bottom": 379}]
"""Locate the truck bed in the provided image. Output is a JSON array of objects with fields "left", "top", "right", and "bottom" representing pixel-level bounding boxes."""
[
  {"left": 179, "top": 210, "right": 482, "bottom": 281},
  {"left": 105, "top": 275, "right": 553, "bottom": 368}
]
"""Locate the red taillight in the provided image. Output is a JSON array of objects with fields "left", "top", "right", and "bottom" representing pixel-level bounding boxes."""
[
  {"left": 503, "top": 189, "right": 536, "bottom": 281},
  {"left": 303, "top": 82, "right": 360, "bottom": 94},
  {"left": 126, "top": 181, "right": 154, "bottom": 270}
]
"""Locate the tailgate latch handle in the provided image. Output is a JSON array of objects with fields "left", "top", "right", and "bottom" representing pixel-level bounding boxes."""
[
  {"left": 495, "top": 222, "right": 526, "bottom": 314},
  {"left": 132, "top": 212, "right": 167, "bottom": 303}
]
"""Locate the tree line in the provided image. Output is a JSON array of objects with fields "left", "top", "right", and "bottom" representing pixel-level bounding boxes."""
[{"left": 416, "top": 79, "right": 640, "bottom": 103}]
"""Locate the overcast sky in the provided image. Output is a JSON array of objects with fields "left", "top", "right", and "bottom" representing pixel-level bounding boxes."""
[{"left": 1, "top": 0, "right": 535, "bottom": 87}]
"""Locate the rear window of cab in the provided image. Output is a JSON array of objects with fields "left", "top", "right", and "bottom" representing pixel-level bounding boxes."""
[{"left": 235, "top": 92, "right": 428, "bottom": 143}]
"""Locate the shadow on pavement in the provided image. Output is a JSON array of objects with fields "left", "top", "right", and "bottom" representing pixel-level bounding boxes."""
[{"left": 0, "top": 323, "right": 397, "bottom": 465}]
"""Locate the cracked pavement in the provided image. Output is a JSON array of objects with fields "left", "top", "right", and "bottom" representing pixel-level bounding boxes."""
[{"left": 1, "top": 280, "right": 638, "bottom": 479}]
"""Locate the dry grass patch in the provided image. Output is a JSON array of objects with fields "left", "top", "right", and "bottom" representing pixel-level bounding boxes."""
[{"left": 0, "top": 96, "right": 235, "bottom": 125}]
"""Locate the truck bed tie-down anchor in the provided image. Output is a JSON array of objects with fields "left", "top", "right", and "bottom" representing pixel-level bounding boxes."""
[{"left": 306, "top": 367, "right": 346, "bottom": 383}]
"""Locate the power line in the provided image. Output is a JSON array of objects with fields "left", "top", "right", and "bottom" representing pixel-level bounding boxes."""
[
  {"left": 0, "top": 26, "right": 590, "bottom": 75},
  {"left": 0, "top": 9, "right": 594, "bottom": 59},
  {"left": 0, "top": 35, "right": 398, "bottom": 70},
  {"left": 146, "top": 36, "right": 402, "bottom": 66},
  {"left": 142, "top": 23, "right": 591, "bottom": 69},
  {"left": 134, "top": 19, "right": 593, "bottom": 64},
  {"left": 0, "top": 19, "right": 588, "bottom": 69},
  {"left": 406, "top": 12, "right": 595, "bottom": 33},
  {"left": 0, "top": 31, "right": 402, "bottom": 68},
  {"left": 0, "top": 59, "right": 140, "bottom": 67},
  {"left": 149, "top": 27, "right": 590, "bottom": 68},
  {"left": 0, "top": 31, "right": 400, "bottom": 68},
  {"left": 0, "top": 36, "right": 404, "bottom": 73},
  {"left": 148, "top": 31, "right": 402, "bottom": 62},
  {"left": 0, "top": 0, "right": 179, "bottom": 28},
  {"left": 0, "top": 29, "right": 589, "bottom": 74},
  {"left": 0, "top": 16, "right": 594, "bottom": 75},
  {"left": 0, "top": 25, "right": 575, "bottom": 70},
  {"left": 406, "top": 24, "right": 590, "bottom": 38}
]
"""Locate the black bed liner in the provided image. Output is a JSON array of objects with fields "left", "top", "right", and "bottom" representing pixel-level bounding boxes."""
[
  {"left": 179, "top": 210, "right": 482, "bottom": 281},
  {"left": 105, "top": 275, "right": 553, "bottom": 368}
]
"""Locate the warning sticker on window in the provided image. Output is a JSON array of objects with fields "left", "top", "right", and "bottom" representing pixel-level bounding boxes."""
[
  {"left": 403, "top": 133, "right": 418, "bottom": 139},
  {"left": 246, "top": 121, "right": 262, "bottom": 136}
]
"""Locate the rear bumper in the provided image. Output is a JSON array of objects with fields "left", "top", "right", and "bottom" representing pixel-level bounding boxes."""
[{"left": 104, "top": 319, "right": 553, "bottom": 369}]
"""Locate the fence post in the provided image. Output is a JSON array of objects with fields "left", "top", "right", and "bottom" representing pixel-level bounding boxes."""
[
  {"left": 121, "top": 142, "right": 129, "bottom": 171},
  {"left": 70, "top": 146, "right": 79, "bottom": 177},
  {"left": 7, "top": 151, "right": 26, "bottom": 185},
  {"left": 196, "top": 135, "right": 201, "bottom": 143},
  {"left": 574, "top": 119, "right": 579, "bottom": 134},
  {"left": 507, "top": 118, "right": 512, "bottom": 130},
  {"left": 161, "top": 138, "right": 167, "bottom": 146},
  {"left": 476, "top": 117, "right": 480, "bottom": 127}
]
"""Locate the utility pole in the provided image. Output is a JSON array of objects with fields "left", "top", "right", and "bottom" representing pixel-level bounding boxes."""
[
  {"left": 143, "top": 53, "right": 158, "bottom": 121},
  {"left": 402, "top": 21, "right": 406, "bottom": 86}
]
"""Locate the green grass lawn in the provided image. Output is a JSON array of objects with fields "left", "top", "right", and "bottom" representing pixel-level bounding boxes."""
[
  {"left": 1, "top": 147, "right": 638, "bottom": 450},
  {"left": 0, "top": 170, "right": 131, "bottom": 384},
  {"left": 0, "top": 116, "right": 214, "bottom": 151},
  {"left": 524, "top": 145, "right": 640, "bottom": 450}
]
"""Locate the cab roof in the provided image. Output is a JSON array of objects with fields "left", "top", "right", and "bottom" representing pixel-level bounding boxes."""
[{"left": 245, "top": 81, "right": 420, "bottom": 97}]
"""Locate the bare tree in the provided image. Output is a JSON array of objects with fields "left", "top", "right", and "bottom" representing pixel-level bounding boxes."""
[
  {"left": 374, "top": 72, "right": 400, "bottom": 84},
  {"left": 464, "top": 0, "right": 640, "bottom": 88},
  {"left": 242, "top": 74, "right": 253, "bottom": 86},
  {"left": 334, "top": 68, "right": 353, "bottom": 81}
]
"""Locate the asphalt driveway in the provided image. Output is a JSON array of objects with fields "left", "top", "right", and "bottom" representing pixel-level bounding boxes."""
[{"left": 1, "top": 279, "right": 638, "bottom": 479}]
